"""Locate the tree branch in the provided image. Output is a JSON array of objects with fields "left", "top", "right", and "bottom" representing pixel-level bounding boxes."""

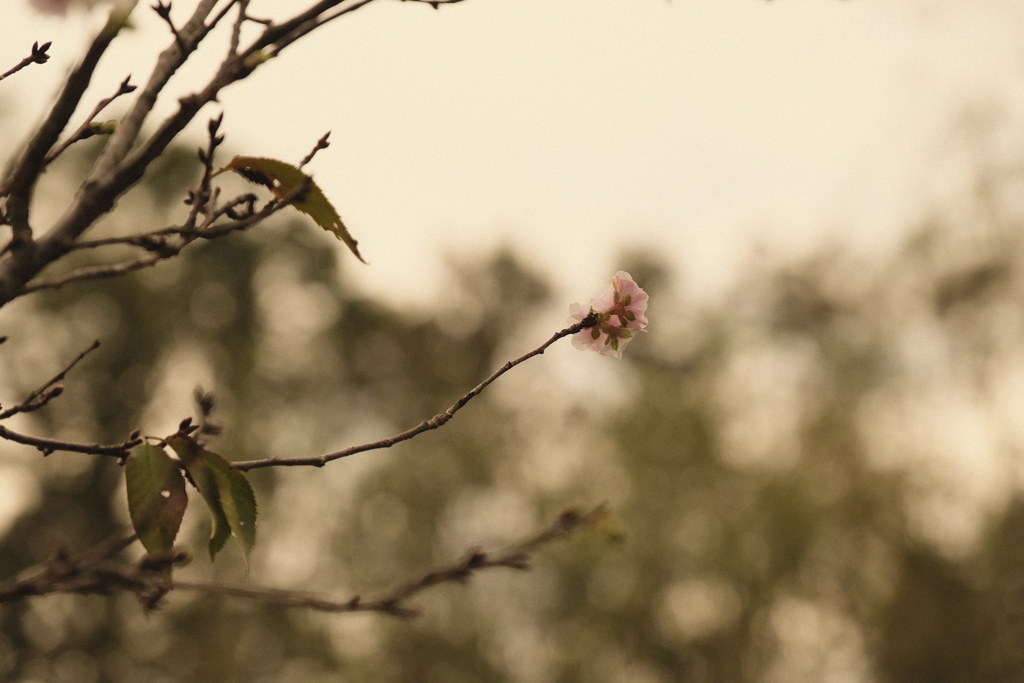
[
  {"left": 0, "top": 0, "right": 386, "bottom": 308},
  {"left": 151, "top": 1, "right": 186, "bottom": 53},
  {"left": 234, "top": 316, "right": 596, "bottom": 471},
  {"left": 0, "top": 339, "right": 100, "bottom": 419},
  {"left": 0, "top": 5, "right": 133, "bottom": 249},
  {"left": 0, "top": 506, "right": 608, "bottom": 617},
  {"left": 0, "top": 41, "right": 52, "bottom": 83},
  {"left": 90, "top": 0, "right": 221, "bottom": 181},
  {"left": 0, "top": 531, "right": 139, "bottom": 603},
  {"left": 43, "top": 76, "right": 138, "bottom": 166},
  {"left": 19, "top": 191, "right": 292, "bottom": 295},
  {"left": 0, "top": 424, "right": 140, "bottom": 458},
  {"left": 298, "top": 131, "right": 331, "bottom": 169},
  {"left": 20, "top": 254, "right": 174, "bottom": 295}
]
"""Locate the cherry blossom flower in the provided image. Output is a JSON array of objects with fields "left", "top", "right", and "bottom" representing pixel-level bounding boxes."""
[{"left": 568, "top": 271, "right": 649, "bottom": 359}]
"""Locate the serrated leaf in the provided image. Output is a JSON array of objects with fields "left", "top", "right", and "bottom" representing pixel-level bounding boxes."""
[
  {"left": 219, "top": 155, "right": 365, "bottom": 263},
  {"left": 203, "top": 450, "right": 257, "bottom": 564},
  {"left": 166, "top": 435, "right": 257, "bottom": 564},
  {"left": 125, "top": 443, "right": 187, "bottom": 562},
  {"left": 167, "top": 435, "right": 229, "bottom": 559}
]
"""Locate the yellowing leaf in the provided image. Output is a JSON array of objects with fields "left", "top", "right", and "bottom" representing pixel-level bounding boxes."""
[
  {"left": 167, "top": 435, "right": 257, "bottom": 564},
  {"left": 219, "top": 155, "right": 365, "bottom": 263},
  {"left": 125, "top": 443, "right": 187, "bottom": 564}
]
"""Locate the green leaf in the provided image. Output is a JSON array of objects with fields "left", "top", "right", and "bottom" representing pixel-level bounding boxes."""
[
  {"left": 125, "top": 443, "right": 187, "bottom": 562},
  {"left": 167, "top": 435, "right": 228, "bottom": 559},
  {"left": 219, "top": 155, "right": 365, "bottom": 263},
  {"left": 167, "top": 435, "right": 257, "bottom": 564},
  {"left": 203, "top": 449, "right": 257, "bottom": 563}
]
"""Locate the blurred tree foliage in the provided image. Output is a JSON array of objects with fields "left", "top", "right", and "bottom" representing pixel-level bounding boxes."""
[{"left": 3, "top": 137, "right": 1024, "bottom": 682}]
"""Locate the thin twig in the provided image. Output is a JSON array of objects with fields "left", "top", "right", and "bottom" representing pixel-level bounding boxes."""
[
  {"left": 0, "top": 339, "right": 100, "bottom": 419},
  {"left": 21, "top": 254, "right": 173, "bottom": 295},
  {"left": 298, "top": 132, "right": 331, "bottom": 169},
  {"left": 184, "top": 113, "right": 227, "bottom": 234},
  {"left": 171, "top": 505, "right": 607, "bottom": 617},
  {"left": 21, "top": 189, "right": 293, "bottom": 295},
  {"left": 0, "top": 424, "right": 140, "bottom": 458},
  {"left": 0, "top": 41, "right": 52, "bottom": 84},
  {"left": 234, "top": 317, "right": 596, "bottom": 471},
  {"left": 0, "top": 506, "right": 606, "bottom": 612},
  {"left": 152, "top": 2, "right": 186, "bottom": 55},
  {"left": 0, "top": 531, "right": 139, "bottom": 603},
  {"left": 226, "top": 0, "right": 249, "bottom": 59},
  {"left": 44, "top": 76, "right": 138, "bottom": 165},
  {"left": 0, "top": 8, "right": 128, "bottom": 247},
  {"left": 246, "top": 0, "right": 377, "bottom": 61},
  {"left": 66, "top": 193, "right": 256, "bottom": 252}
]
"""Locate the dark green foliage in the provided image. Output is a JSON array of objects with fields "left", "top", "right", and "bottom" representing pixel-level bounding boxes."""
[{"left": 4, "top": 147, "right": 1024, "bottom": 680}]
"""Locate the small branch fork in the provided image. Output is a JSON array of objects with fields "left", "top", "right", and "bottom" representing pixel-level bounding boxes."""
[
  {"left": 0, "top": 339, "right": 142, "bottom": 457},
  {"left": 0, "top": 337, "right": 144, "bottom": 456},
  {"left": 43, "top": 76, "right": 138, "bottom": 166},
  {"left": 0, "top": 339, "right": 100, "bottom": 420},
  {"left": 0, "top": 506, "right": 609, "bottom": 617}
]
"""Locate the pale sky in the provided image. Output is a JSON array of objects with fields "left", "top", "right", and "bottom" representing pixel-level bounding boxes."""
[{"left": 4, "top": 0, "right": 1024, "bottom": 306}]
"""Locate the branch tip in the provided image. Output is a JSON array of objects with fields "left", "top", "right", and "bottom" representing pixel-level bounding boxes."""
[{"left": 31, "top": 41, "right": 53, "bottom": 64}]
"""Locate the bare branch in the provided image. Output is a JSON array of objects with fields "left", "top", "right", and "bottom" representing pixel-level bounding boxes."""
[
  {"left": 358, "top": 506, "right": 608, "bottom": 617},
  {"left": 0, "top": 0, "right": 384, "bottom": 307},
  {"left": 0, "top": 6, "right": 133, "bottom": 249},
  {"left": 0, "top": 41, "right": 52, "bottom": 83},
  {"left": 0, "top": 531, "right": 140, "bottom": 603},
  {"left": 0, "top": 0, "right": 415, "bottom": 307},
  {"left": 91, "top": 0, "right": 221, "bottom": 180},
  {"left": 66, "top": 193, "right": 259, "bottom": 254},
  {"left": 151, "top": 1, "right": 186, "bottom": 53},
  {"left": 0, "top": 424, "right": 140, "bottom": 458},
  {"left": 21, "top": 254, "right": 174, "bottom": 295},
  {"left": 298, "top": 131, "right": 331, "bottom": 169},
  {"left": 0, "top": 506, "right": 608, "bottom": 615},
  {"left": 234, "top": 316, "right": 598, "bottom": 471},
  {"left": 0, "top": 339, "right": 100, "bottom": 419},
  {"left": 174, "top": 506, "right": 606, "bottom": 617},
  {"left": 20, "top": 190, "right": 293, "bottom": 295},
  {"left": 241, "top": 1, "right": 356, "bottom": 57},
  {"left": 227, "top": 0, "right": 250, "bottom": 59},
  {"left": 43, "top": 76, "right": 138, "bottom": 165}
]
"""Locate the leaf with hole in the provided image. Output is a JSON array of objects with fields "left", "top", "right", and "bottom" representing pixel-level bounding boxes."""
[
  {"left": 218, "top": 155, "right": 364, "bottom": 262},
  {"left": 125, "top": 443, "right": 187, "bottom": 564}
]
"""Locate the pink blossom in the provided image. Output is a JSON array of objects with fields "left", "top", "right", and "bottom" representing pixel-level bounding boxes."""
[{"left": 568, "top": 271, "right": 649, "bottom": 359}]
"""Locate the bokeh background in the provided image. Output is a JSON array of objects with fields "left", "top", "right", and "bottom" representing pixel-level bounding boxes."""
[{"left": 3, "top": 1, "right": 1024, "bottom": 681}]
